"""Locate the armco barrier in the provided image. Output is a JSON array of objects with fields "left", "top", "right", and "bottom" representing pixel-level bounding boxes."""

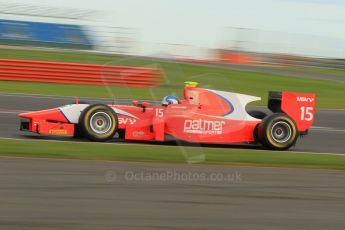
[{"left": 0, "top": 59, "right": 162, "bottom": 87}]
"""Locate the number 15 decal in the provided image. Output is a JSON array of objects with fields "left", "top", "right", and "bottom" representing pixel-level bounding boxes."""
[
  {"left": 155, "top": 108, "right": 164, "bottom": 118},
  {"left": 300, "top": 106, "right": 313, "bottom": 121}
]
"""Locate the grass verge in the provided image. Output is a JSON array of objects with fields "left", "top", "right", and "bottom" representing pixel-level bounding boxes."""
[
  {"left": 285, "top": 66, "right": 345, "bottom": 77},
  {"left": 1, "top": 138, "right": 345, "bottom": 169},
  {"left": 0, "top": 48, "right": 344, "bottom": 109}
]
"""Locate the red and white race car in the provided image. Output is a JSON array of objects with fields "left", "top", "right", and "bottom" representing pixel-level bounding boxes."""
[{"left": 19, "top": 82, "right": 316, "bottom": 150}]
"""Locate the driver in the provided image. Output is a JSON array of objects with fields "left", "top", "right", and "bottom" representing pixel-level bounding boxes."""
[{"left": 161, "top": 95, "right": 179, "bottom": 106}]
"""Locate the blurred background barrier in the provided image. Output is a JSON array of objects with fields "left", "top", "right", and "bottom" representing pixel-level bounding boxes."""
[
  {"left": 0, "top": 19, "right": 93, "bottom": 50},
  {"left": 218, "top": 52, "right": 255, "bottom": 65},
  {"left": 0, "top": 59, "right": 162, "bottom": 87},
  {"left": 0, "top": 2, "right": 343, "bottom": 73}
]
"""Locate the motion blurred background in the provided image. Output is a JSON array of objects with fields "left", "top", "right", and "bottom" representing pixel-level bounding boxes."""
[
  {"left": 0, "top": 3, "right": 344, "bottom": 229},
  {"left": 0, "top": 0, "right": 344, "bottom": 68}
]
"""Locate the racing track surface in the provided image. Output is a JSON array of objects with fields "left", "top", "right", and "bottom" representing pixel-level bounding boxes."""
[
  {"left": 0, "top": 93, "right": 345, "bottom": 230},
  {"left": 0, "top": 157, "right": 344, "bottom": 230},
  {"left": 0, "top": 93, "right": 344, "bottom": 154}
]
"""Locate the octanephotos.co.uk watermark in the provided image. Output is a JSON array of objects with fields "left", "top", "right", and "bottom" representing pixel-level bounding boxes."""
[{"left": 105, "top": 169, "right": 242, "bottom": 183}]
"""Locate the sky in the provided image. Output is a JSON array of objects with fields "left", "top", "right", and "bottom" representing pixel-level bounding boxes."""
[{"left": 1, "top": 0, "right": 344, "bottom": 58}]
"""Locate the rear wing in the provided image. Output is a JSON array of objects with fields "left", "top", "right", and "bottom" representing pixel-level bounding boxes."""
[{"left": 268, "top": 91, "right": 316, "bottom": 132}]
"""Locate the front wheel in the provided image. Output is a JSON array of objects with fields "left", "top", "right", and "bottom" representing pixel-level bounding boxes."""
[
  {"left": 79, "top": 104, "right": 118, "bottom": 142},
  {"left": 257, "top": 113, "right": 298, "bottom": 150}
]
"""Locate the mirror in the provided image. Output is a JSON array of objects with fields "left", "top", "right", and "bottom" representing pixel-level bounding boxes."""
[
  {"left": 142, "top": 102, "right": 150, "bottom": 108},
  {"left": 132, "top": 100, "right": 138, "bottom": 106}
]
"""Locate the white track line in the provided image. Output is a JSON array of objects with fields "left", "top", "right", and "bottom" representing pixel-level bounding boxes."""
[
  {"left": 310, "top": 126, "right": 345, "bottom": 133},
  {"left": 0, "top": 111, "right": 22, "bottom": 114},
  {"left": 0, "top": 110, "right": 29, "bottom": 114}
]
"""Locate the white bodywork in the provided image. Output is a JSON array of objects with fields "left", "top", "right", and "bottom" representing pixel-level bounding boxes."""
[
  {"left": 59, "top": 104, "right": 139, "bottom": 124},
  {"left": 59, "top": 104, "right": 89, "bottom": 124},
  {"left": 58, "top": 88, "right": 261, "bottom": 123},
  {"left": 208, "top": 89, "right": 261, "bottom": 121}
]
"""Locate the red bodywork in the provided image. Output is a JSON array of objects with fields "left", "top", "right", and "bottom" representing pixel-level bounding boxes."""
[{"left": 19, "top": 86, "right": 316, "bottom": 144}]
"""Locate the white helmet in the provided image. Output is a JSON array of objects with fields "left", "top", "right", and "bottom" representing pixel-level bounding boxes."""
[{"left": 162, "top": 95, "right": 179, "bottom": 106}]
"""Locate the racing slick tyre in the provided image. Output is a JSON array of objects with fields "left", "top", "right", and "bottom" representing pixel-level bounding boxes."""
[
  {"left": 79, "top": 104, "right": 118, "bottom": 142},
  {"left": 250, "top": 110, "right": 268, "bottom": 142},
  {"left": 73, "top": 125, "right": 84, "bottom": 138},
  {"left": 248, "top": 110, "right": 267, "bottom": 119},
  {"left": 257, "top": 113, "right": 298, "bottom": 150}
]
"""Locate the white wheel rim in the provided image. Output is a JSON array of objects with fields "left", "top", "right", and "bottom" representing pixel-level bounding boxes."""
[
  {"left": 270, "top": 121, "right": 292, "bottom": 143},
  {"left": 89, "top": 112, "right": 112, "bottom": 134}
]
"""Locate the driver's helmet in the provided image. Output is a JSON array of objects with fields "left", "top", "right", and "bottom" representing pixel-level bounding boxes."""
[{"left": 162, "top": 95, "right": 179, "bottom": 106}]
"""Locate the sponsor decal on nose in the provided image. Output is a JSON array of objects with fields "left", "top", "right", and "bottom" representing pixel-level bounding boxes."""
[
  {"left": 49, "top": 129, "right": 68, "bottom": 135},
  {"left": 118, "top": 117, "right": 137, "bottom": 125}
]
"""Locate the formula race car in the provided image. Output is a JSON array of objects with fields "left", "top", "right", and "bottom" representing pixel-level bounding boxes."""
[{"left": 19, "top": 82, "right": 316, "bottom": 150}]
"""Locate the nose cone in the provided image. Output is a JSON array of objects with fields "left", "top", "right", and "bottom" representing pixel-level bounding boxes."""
[
  {"left": 19, "top": 111, "right": 35, "bottom": 119},
  {"left": 19, "top": 108, "right": 68, "bottom": 123},
  {"left": 19, "top": 109, "right": 55, "bottom": 119}
]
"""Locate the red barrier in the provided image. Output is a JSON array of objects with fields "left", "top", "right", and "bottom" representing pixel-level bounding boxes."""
[
  {"left": 219, "top": 52, "right": 255, "bottom": 64},
  {"left": 0, "top": 59, "right": 162, "bottom": 87}
]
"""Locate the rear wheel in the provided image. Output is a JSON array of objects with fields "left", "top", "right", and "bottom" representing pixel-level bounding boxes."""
[
  {"left": 79, "top": 104, "right": 118, "bottom": 142},
  {"left": 250, "top": 110, "right": 268, "bottom": 141},
  {"left": 258, "top": 113, "right": 298, "bottom": 150},
  {"left": 248, "top": 110, "right": 267, "bottom": 119}
]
